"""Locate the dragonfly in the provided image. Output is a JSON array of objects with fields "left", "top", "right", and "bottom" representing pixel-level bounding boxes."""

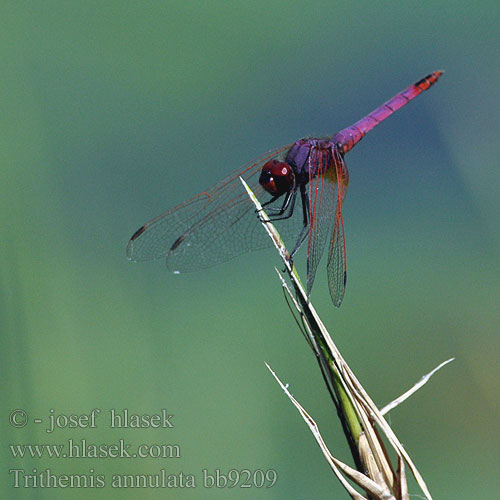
[{"left": 127, "top": 71, "right": 443, "bottom": 307}]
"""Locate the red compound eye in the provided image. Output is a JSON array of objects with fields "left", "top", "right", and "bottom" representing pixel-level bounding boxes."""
[{"left": 259, "top": 160, "right": 294, "bottom": 196}]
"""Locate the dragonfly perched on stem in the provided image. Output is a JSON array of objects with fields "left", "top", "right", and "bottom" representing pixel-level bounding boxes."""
[{"left": 127, "top": 71, "right": 443, "bottom": 307}]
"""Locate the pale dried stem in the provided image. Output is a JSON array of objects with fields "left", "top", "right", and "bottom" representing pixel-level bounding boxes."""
[{"left": 380, "top": 358, "right": 455, "bottom": 416}]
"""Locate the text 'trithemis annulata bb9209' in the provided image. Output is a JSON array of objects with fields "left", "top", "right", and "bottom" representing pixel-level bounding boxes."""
[{"left": 127, "top": 71, "right": 443, "bottom": 307}]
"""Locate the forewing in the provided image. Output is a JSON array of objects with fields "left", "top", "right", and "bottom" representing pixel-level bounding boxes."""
[
  {"left": 326, "top": 149, "right": 349, "bottom": 307},
  {"left": 305, "top": 147, "right": 337, "bottom": 296},
  {"left": 126, "top": 143, "right": 297, "bottom": 272}
]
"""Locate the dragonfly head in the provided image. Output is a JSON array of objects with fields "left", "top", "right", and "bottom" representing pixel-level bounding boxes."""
[{"left": 259, "top": 159, "right": 295, "bottom": 197}]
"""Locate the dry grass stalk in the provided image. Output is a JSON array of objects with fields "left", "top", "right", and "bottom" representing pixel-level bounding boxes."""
[{"left": 241, "top": 177, "right": 452, "bottom": 500}]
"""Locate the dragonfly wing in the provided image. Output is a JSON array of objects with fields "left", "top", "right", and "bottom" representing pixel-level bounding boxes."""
[
  {"left": 126, "top": 144, "right": 296, "bottom": 272},
  {"left": 326, "top": 149, "right": 349, "bottom": 307},
  {"left": 305, "top": 147, "right": 337, "bottom": 296}
]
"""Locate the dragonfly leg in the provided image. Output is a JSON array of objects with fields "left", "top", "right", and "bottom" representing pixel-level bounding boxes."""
[
  {"left": 260, "top": 194, "right": 281, "bottom": 210},
  {"left": 263, "top": 189, "right": 298, "bottom": 221},
  {"left": 290, "top": 183, "right": 310, "bottom": 258}
]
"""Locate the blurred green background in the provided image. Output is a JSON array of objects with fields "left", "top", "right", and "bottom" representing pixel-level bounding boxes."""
[{"left": 1, "top": 1, "right": 499, "bottom": 498}]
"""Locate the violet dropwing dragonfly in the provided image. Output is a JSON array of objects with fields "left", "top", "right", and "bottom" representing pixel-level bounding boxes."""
[{"left": 127, "top": 71, "right": 443, "bottom": 307}]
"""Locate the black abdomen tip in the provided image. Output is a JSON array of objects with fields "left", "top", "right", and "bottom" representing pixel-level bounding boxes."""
[{"left": 415, "top": 70, "right": 444, "bottom": 87}]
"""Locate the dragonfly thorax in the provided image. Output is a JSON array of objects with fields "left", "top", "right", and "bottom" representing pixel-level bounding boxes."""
[
  {"left": 286, "top": 139, "right": 334, "bottom": 180},
  {"left": 259, "top": 159, "right": 295, "bottom": 197}
]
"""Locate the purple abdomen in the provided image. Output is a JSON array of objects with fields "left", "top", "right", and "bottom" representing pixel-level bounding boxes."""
[{"left": 332, "top": 71, "right": 443, "bottom": 154}]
